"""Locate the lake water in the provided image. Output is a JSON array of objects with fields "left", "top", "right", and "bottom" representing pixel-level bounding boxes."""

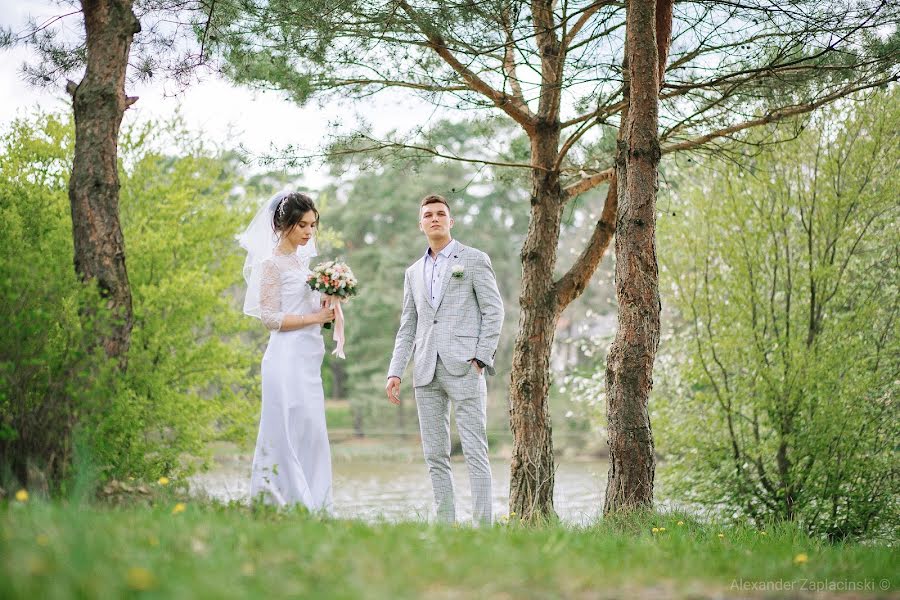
[{"left": 191, "top": 455, "right": 611, "bottom": 525}]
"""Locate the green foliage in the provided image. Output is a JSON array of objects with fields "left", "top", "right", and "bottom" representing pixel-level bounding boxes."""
[
  {"left": 655, "top": 91, "right": 900, "bottom": 540},
  {"left": 105, "top": 119, "right": 259, "bottom": 478},
  {"left": 2, "top": 500, "right": 897, "bottom": 598},
  {"left": 0, "top": 114, "right": 109, "bottom": 486},
  {"left": 0, "top": 114, "right": 260, "bottom": 486}
]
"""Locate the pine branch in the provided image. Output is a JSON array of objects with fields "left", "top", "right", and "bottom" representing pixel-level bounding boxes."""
[
  {"left": 262, "top": 132, "right": 549, "bottom": 172},
  {"left": 553, "top": 173, "right": 617, "bottom": 310},
  {"left": 660, "top": 76, "right": 899, "bottom": 155},
  {"left": 396, "top": 0, "right": 536, "bottom": 134}
]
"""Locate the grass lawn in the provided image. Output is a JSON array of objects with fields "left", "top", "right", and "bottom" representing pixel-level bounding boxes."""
[{"left": 2, "top": 490, "right": 896, "bottom": 599}]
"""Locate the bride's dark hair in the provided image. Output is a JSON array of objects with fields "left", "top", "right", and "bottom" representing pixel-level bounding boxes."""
[{"left": 271, "top": 192, "right": 319, "bottom": 233}]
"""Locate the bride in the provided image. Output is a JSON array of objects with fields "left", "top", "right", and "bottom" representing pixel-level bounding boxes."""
[{"left": 238, "top": 191, "right": 335, "bottom": 511}]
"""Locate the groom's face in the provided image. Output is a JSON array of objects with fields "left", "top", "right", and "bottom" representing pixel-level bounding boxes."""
[{"left": 419, "top": 203, "right": 453, "bottom": 239}]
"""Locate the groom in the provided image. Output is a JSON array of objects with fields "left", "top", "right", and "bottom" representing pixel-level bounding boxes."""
[{"left": 386, "top": 194, "right": 504, "bottom": 526}]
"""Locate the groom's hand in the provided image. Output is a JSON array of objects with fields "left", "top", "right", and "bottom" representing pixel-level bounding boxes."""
[
  {"left": 471, "top": 359, "right": 484, "bottom": 375},
  {"left": 385, "top": 377, "right": 402, "bottom": 405}
]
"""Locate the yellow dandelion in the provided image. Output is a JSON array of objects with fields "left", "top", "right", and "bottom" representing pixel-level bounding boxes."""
[
  {"left": 659, "top": 527, "right": 667, "bottom": 532},
  {"left": 35, "top": 534, "right": 50, "bottom": 547},
  {"left": 126, "top": 567, "right": 156, "bottom": 591},
  {"left": 651, "top": 527, "right": 660, "bottom": 533},
  {"left": 677, "top": 521, "right": 684, "bottom": 526},
  {"left": 15, "top": 489, "right": 29, "bottom": 502},
  {"left": 171, "top": 502, "right": 187, "bottom": 515},
  {"left": 510, "top": 512, "right": 517, "bottom": 517},
  {"left": 760, "top": 531, "right": 768, "bottom": 536},
  {"left": 793, "top": 553, "right": 808, "bottom": 565},
  {"left": 717, "top": 533, "right": 725, "bottom": 539},
  {"left": 157, "top": 476, "right": 170, "bottom": 486}
]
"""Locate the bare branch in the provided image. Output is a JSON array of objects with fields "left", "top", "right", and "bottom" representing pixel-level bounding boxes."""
[
  {"left": 14, "top": 10, "right": 82, "bottom": 41},
  {"left": 563, "top": 73, "right": 896, "bottom": 200},
  {"left": 554, "top": 173, "right": 617, "bottom": 310},
  {"left": 661, "top": 76, "right": 899, "bottom": 156},
  {"left": 554, "top": 114, "right": 602, "bottom": 171},
  {"left": 197, "top": 0, "right": 216, "bottom": 66},
  {"left": 268, "top": 133, "right": 549, "bottom": 172},
  {"left": 562, "top": 166, "right": 615, "bottom": 197},
  {"left": 565, "top": 19, "right": 625, "bottom": 53},
  {"left": 562, "top": 0, "right": 616, "bottom": 49},
  {"left": 500, "top": 6, "right": 528, "bottom": 108},
  {"left": 316, "top": 77, "right": 471, "bottom": 93},
  {"left": 560, "top": 84, "right": 624, "bottom": 129},
  {"left": 397, "top": 0, "right": 536, "bottom": 134}
]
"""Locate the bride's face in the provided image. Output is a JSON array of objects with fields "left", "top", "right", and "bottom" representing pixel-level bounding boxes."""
[{"left": 284, "top": 210, "right": 317, "bottom": 246}]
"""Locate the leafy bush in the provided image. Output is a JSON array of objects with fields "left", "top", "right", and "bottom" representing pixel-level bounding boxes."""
[
  {"left": 0, "top": 115, "right": 108, "bottom": 488},
  {"left": 655, "top": 92, "right": 899, "bottom": 540},
  {"left": 0, "top": 114, "right": 261, "bottom": 488}
]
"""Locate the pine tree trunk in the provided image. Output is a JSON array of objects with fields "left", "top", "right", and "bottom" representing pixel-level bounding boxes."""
[
  {"left": 603, "top": 0, "right": 662, "bottom": 514},
  {"left": 508, "top": 122, "right": 564, "bottom": 521},
  {"left": 68, "top": 0, "right": 140, "bottom": 366}
]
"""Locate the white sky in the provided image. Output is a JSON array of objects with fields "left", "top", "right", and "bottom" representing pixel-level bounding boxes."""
[{"left": 0, "top": 0, "right": 445, "bottom": 189}]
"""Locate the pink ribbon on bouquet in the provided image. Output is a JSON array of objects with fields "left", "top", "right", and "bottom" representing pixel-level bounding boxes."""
[{"left": 324, "top": 295, "right": 346, "bottom": 359}]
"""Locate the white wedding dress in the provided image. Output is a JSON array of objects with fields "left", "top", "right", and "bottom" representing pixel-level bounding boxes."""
[{"left": 249, "top": 250, "right": 333, "bottom": 512}]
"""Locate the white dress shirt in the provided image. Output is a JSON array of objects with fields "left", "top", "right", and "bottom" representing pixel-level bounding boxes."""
[{"left": 423, "top": 239, "right": 458, "bottom": 308}]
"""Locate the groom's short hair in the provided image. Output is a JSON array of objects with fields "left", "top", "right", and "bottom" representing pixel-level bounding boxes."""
[{"left": 420, "top": 194, "right": 450, "bottom": 212}]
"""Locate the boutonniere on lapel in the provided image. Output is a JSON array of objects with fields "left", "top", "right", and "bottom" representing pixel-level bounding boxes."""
[{"left": 451, "top": 264, "right": 465, "bottom": 278}]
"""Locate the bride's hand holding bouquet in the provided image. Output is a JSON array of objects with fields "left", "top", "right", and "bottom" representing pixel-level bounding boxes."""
[{"left": 307, "top": 261, "right": 358, "bottom": 358}]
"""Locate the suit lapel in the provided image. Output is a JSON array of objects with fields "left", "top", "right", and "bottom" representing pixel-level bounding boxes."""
[{"left": 434, "top": 242, "right": 466, "bottom": 313}]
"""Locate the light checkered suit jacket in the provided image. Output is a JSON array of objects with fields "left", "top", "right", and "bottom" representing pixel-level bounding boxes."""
[{"left": 388, "top": 241, "right": 504, "bottom": 387}]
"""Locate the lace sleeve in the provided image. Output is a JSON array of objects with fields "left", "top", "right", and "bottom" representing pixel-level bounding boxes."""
[{"left": 259, "top": 259, "right": 285, "bottom": 331}]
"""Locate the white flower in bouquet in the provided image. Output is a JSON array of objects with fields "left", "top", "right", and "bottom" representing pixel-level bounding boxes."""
[{"left": 307, "top": 261, "right": 358, "bottom": 336}]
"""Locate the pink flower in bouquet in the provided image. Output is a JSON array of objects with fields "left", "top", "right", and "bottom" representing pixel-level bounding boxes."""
[
  {"left": 307, "top": 261, "right": 358, "bottom": 358},
  {"left": 307, "top": 260, "right": 358, "bottom": 299}
]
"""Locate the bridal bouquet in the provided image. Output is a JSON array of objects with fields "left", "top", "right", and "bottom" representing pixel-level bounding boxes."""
[
  {"left": 307, "top": 260, "right": 358, "bottom": 300},
  {"left": 307, "top": 261, "right": 358, "bottom": 358}
]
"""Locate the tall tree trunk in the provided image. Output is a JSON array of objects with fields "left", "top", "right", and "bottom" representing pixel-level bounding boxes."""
[
  {"left": 603, "top": 0, "right": 664, "bottom": 513},
  {"left": 509, "top": 122, "right": 564, "bottom": 521},
  {"left": 67, "top": 0, "right": 140, "bottom": 366}
]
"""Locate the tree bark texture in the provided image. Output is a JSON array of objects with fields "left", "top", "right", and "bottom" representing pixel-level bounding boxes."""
[
  {"left": 604, "top": 0, "right": 664, "bottom": 514},
  {"left": 508, "top": 119, "right": 565, "bottom": 521},
  {"left": 68, "top": 0, "right": 140, "bottom": 365},
  {"left": 506, "top": 0, "right": 571, "bottom": 522}
]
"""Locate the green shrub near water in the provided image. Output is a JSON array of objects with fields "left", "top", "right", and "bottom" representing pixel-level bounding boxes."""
[
  {"left": 656, "top": 92, "right": 899, "bottom": 540},
  {"left": 0, "top": 114, "right": 260, "bottom": 488}
]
